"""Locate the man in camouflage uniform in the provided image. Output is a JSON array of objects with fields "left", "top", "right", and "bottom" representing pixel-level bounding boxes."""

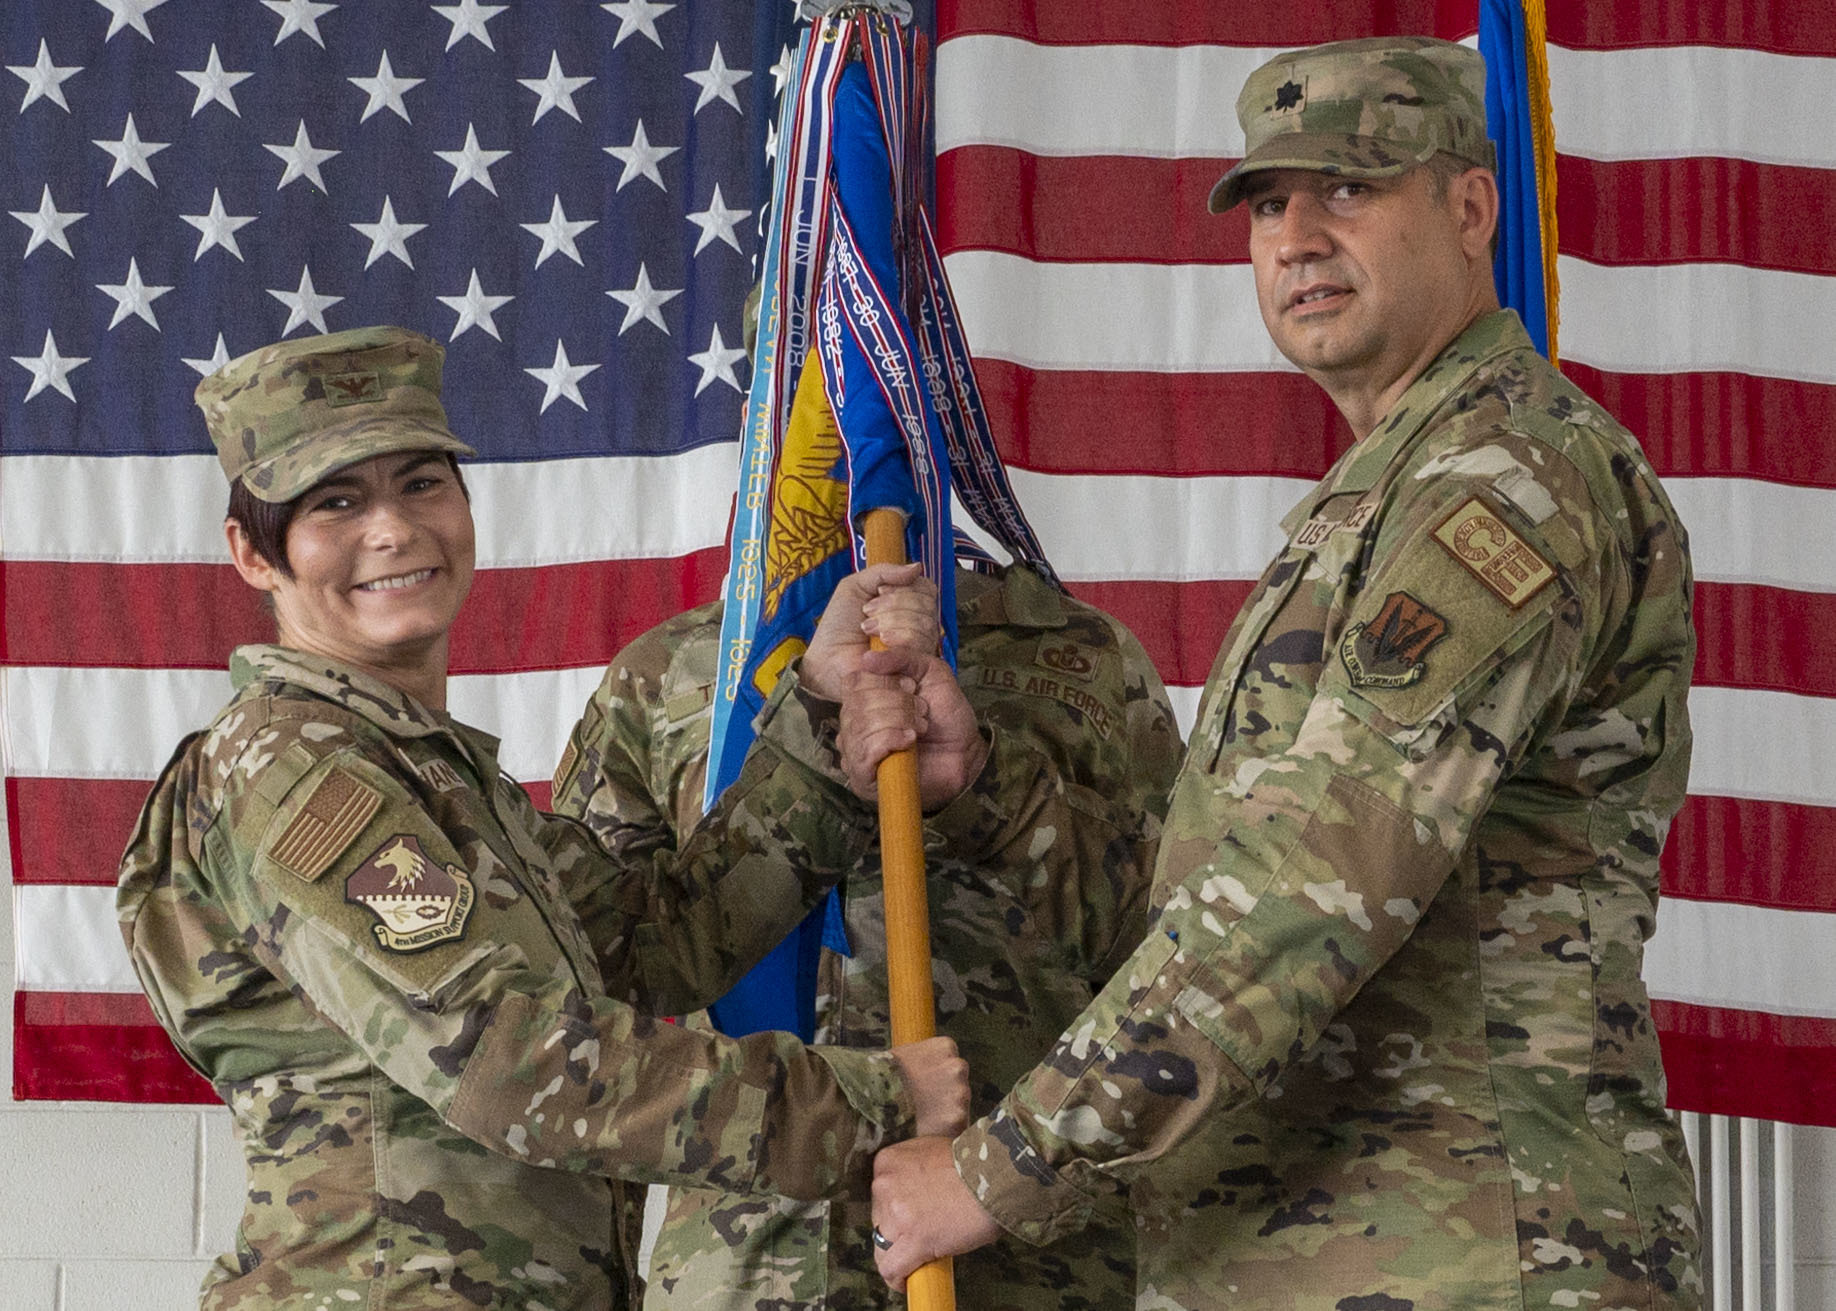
[
  {"left": 118, "top": 325, "right": 965, "bottom": 1310},
  {"left": 865, "top": 37, "right": 1703, "bottom": 1311},
  {"left": 553, "top": 560, "right": 1183, "bottom": 1308}
]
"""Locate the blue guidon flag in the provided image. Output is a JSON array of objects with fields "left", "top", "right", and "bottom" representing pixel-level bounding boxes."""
[{"left": 702, "top": 2, "right": 1054, "bottom": 1041}]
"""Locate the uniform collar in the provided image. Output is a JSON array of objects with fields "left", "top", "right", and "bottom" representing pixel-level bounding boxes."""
[
  {"left": 230, "top": 644, "right": 502, "bottom": 777},
  {"left": 957, "top": 563, "right": 1068, "bottom": 630},
  {"left": 1323, "top": 308, "right": 1531, "bottom": 498}
]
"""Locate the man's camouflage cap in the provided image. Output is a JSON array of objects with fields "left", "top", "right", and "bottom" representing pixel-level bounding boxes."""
[
  {"left": 1208, "top": 35, "right": 1496, "bottom": 213},
  {"left": 196, "top": 325, "right": 474, "bottom": 503}
]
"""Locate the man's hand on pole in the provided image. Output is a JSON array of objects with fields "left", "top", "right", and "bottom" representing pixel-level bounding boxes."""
[{"left": 870, "top": 1135, "right": 1006, "bottom": 1291}]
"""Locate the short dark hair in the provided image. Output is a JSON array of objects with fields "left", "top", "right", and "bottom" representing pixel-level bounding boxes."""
[
  {"left": 226, "top": 453, "right": 467, "bottom": 579},
  {"left": 1420, "top": 152, "right": 1499, "bottom": 256}
]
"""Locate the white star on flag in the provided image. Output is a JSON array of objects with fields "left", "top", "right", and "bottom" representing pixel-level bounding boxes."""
[
  {"left": 269, "top": 265, "right": 343, "bottom": 335},
  {"left": 435, "top": 124, "right": 508, "bottom": 196},
  {"left": 436, "top": 269, "right": 513, "bottom": 341},
  {"left": 519, "top": 51, "right": 594, "bottom": 125},
  {"left": 686, "top": 184, "right": 750, "bottom": 255},
  {"left": 350, "top": 51, "right": 422, "bottom": 124},
  {"left": 769, "top": 44, "right": 794, "bottom": 97},
  {"left": 262, "top": 0, "right": 337, "bottom": 48},
  {"left": 94, "top": 0, "right": 168, "bottom": 43},
  {"left": 352, "top": 197, "right": 426, "bottom": 269},
  {"left": 432, "top": 0, "right": 506, "bottom": 51},
  {"left": 182, "top": 333, "right": 234, "bottom": 378},
  {"left": 177, "top": 44, "right": 251, "bottom": 117},
  {"left": 521, "top": 195, "right": 596, "bottom": 268},
  {"left": 685, "top": 43, "right": 750, "bottom": 115},
  {"left": 11, "top": 330, "right": 88, "bottom": 403},
  {"left": 266, "top": 120, "right": 339, "bottom": 192},
  {"left": 9, "top": 186, "right": 85, "bottom": 259},
  {"left": 602, "top": 0, "right": 674, "bottom": 49},
  {"left": 525, "top": 339, "right": 599, "bottom": 413},
  {"left": 94, "top": 113, "right": 169, "bottom": 187},
  {"left": 608, "top": 263, "right": 681, "bottom": 335},
  {"left": 687, "top": 322, "right": 746, "bottom": 395},
  {"left": 9, "top": 40, "right": 83, "bottom": 114},
  {"left": 97, "top": 257, "right": 175, "bottom": 331},
  {"left": 180, "top": 188, "right": 255, "bottom": 261},
  {"left": 603, "top": 120, "right": 677, "bottom": 193}
]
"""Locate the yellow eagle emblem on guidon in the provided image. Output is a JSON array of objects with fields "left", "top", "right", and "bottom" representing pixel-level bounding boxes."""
[{"left": 754, "top": 354, "right": 851, "bottom": 697}]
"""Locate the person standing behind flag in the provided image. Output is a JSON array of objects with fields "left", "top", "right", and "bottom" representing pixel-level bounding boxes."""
[
  {"left": 858, "top": 36, "right": 1702, "bottom": 1311},
  {"left": 552, "top": 558, "right": 1181, "bottom": 1310},
  {"left": 116, "top": 325, "right": 970, "bottom": 1311}
]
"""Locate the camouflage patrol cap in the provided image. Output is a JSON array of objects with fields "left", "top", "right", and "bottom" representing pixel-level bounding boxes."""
[
  {"left": 1208, "top": 36, "right": 1496, "bottom": 213},
  {"left": 196, "top": 325, "right": 475, "bottom": 503}
]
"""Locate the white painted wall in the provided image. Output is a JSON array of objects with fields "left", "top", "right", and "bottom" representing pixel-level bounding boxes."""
[{"left": 2, "top": 799, "right": 1831, "bottom": 1310}]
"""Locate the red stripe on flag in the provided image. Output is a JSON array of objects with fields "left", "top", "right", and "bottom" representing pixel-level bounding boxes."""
[
  {"left": 0, "top": 552, "right": 728, "bottom": 672},
  {"left": 941, "top": 152, "right": 1836, "bottom": 275},
  {"left": 976, "top": 360, "right": 1836, "bottom": 488},
  {"left": 1558, "top": 156, "right": 1836, "bottom": 276},
  {"left": 6, "top": 777, "right": 157, "bottom": 885},
  {"left": 12, "top": 994, "right": 214, "bottom": 1104},
  {"left": 937, "top": 0, "right": 1474, "bottom": 46},
  {"left": 1655, "top": 1000, "right": 1836, "bottom": 1126},
  {"left": 1692, "top": 582, "right": 1836, "bottom": 698},
  {"left": 1663, "top": 795, "right": 1836, "bottom": 912},
  {"left": 0, "top": 560, "right": 268, "bottom": 670},
  {"left": 980, "top": 360, "right": 1353, "bottom": 478},
  {"left": 3, "top": 577, "right": 1831, "bottom": 726},
  {"left": 939, "top": 148, "right": 1245, "bottom": 265},
  {"left": 1560, "top": 365, "right": 1836, "bottom": 488},
  {"left": 1547, "top": 7, "right": 1836, "bottom": 57},
  {"left": 452, "top": 552, "right": 726, "bottom": 675},
  {"left": 1066, "top": 579, "right": 1255, "bottom": 686}
]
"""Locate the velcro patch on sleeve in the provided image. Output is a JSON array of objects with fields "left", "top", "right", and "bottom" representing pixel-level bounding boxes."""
[
  {"left": 270, "top": 765, "right": 383, "bottom": 882},
  {"left": 1431, "top": 497, "right": 1556, "bottom": 609}
]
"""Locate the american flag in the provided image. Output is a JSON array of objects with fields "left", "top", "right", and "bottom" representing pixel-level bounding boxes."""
[
  {"left": 3, "top": 0, "right": 806, "bottom": 1101},
  {"left": 922, "top": 0, "right": 1836, "bottom": 1127},
  {"left": 7, "top": 0, "right": 1835, "bottom": 1128}
]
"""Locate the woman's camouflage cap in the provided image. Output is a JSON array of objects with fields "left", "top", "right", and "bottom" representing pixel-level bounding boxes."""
[
  {"left": 195, "top": 325, "right": 475, "bottom": 503},
  {"left": 1208, "top": 36, "right": 1496, "bottom": 213}
]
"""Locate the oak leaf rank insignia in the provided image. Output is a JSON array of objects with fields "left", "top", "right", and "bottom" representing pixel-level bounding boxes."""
[
  {"left": 1341, "top": 591, "right": 1449, "bottom": 690},
  {"left": 346, "top": 834, "right": 475, "bottom": 952}
]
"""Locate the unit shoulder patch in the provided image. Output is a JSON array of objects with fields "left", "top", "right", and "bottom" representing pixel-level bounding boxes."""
[
  {"left": 345, "top": 834, "right": 475, "bottom": 952},
  {"left": 1340, "top": 592, "right": 1449, "bottom": 690},
  {"left": 1431, "top": 496, "right": 1556, "bottom": 608},
  {"left": 269, "top": 765, "right": 383, "bottom": 882}
]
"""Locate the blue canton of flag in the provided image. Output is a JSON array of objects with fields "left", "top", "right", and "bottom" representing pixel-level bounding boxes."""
[{"left": 2, "top": 0, "right": 805, "bottom": 461}]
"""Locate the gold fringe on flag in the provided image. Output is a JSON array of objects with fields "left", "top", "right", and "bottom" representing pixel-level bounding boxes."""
[{"left": 1521, "top": 0, "right": 1560, "bottom": 364}]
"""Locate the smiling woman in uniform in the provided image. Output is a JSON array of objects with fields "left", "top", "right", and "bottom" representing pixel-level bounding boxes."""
[{"left": 116, "top": 325, "right": 965, "bottom": 1311}]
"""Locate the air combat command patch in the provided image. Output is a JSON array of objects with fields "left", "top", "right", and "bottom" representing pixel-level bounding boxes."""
[
  {"left": 1340, "top": 591, "right": 1449, "bottom": 689},
  {"left": 346, "top": 834, "right": 475, "bottom": 952}
]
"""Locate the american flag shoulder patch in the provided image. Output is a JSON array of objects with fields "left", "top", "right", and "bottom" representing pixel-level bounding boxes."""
[{"left": 270, "top": 766, "right": 384, "bottom": 883}]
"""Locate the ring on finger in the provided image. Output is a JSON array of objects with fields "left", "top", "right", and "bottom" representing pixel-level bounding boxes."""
[{"left": 871, "top": 1225, "right": 894, "bottom": 1251}]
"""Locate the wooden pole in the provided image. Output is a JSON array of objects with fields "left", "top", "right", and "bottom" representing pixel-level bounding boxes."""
[{"left": 860, "top": 506, "right": 955, "bottom": 1311}]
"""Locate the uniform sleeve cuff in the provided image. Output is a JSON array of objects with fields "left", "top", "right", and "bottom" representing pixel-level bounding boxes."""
[
  {"left": 919, "top": 719, "right": 1021, "bottom": 853},
  {"left": 751, "top": 666, "right": 854, "bottom": 793},
  {"left": 950, "top": 1110, "right": 1095, "bottom": 1248}
]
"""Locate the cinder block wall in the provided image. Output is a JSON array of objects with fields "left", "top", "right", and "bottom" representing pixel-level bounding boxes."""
[{"left": 3, "top": 815, "right": 1832, "bottom": 1310}]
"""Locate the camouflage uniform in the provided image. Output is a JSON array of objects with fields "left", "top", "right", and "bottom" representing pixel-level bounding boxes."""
[
  {"left": 939, "top": 311, "right": 1702, "bottom": 1310},
  {"left": 119, "top": 645, "right": 915, "bottom": 1310},
  {"left": 553, "top": 564, "right": 1183, "bottom": 1309}
]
